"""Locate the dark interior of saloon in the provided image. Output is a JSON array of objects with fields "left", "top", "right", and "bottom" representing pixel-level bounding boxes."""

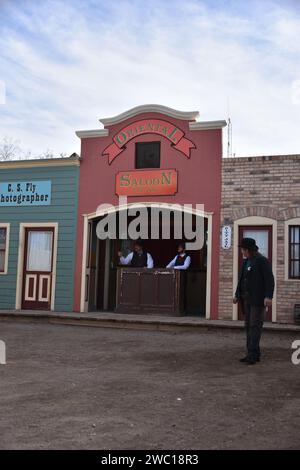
[{"left": 86, "top": 209, "right": 207, "bottom": 317}]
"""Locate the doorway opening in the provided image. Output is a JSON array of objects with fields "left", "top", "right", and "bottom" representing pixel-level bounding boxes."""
[
  {"left": 16, "top": 223, "right": 58, "bottom": 311},
  {"left": 238, "top": 225, "right": 273, "bottom": 321},
  {"left": 84, "top": 207, "right": 209, "bottom": 316}
]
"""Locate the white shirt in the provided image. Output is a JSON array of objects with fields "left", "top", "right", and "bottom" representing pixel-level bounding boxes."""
[
  {"left": 166, "top": 254, "right": 191, "bottom": 270},
  {"left": 120, "top": 251, "right": 154, "bottom": 269}
]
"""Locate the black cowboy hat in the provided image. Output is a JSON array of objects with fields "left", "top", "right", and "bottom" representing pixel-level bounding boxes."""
[{"left": 238, "top": 237, "right": 259, "bottom": 251}]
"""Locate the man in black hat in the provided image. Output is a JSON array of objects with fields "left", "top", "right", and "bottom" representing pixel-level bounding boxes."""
[
  {"left": 118, "top": 240, "right": 154, "bottom": 268},
  {"left": 233, "top": 237, "right": 274, "bottom": 365}
]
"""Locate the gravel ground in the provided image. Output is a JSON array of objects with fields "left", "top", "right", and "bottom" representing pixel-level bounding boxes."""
[{"left": 0, "top": 320, "right": 299, "bottom": 450}]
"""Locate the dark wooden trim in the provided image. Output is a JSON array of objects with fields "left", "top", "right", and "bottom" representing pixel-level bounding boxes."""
[
  {"left": 0, "top": 226, "right": 7, "bottom": 273},
  {"left": 21, "top": 227, "right": 55, "bottom": 310},
  {"left": 289, "top": 225, "right": 300, "bottom": 279}
]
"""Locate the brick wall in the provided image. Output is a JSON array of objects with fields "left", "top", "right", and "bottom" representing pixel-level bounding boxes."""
[{"left": 219, "top": 154, "right": 300, "bottom": 323}]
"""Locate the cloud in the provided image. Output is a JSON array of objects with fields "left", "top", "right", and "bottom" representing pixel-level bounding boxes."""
[{"left": 0, "top": 0, "right": 299, "bottom": 157}]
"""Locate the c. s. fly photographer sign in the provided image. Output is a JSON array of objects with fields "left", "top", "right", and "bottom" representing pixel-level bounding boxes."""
[{"left": 0, "top": 181, "right": 51, "bottom": 207}]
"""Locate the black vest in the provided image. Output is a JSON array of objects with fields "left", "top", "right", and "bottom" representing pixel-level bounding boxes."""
[
  {"left": 131, "top": 251, "right": 148, "bottom": 267},
  {"left": 175, "top": 254, "right": 187, "bottom": 266}
]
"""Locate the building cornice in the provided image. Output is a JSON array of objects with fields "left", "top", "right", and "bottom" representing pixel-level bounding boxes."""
[
  {"left": 75, "top": 129, "right": 109, "bottom": 139},
  {"left": 189, "top": 120, "right": 227, "bottom": 130},
  {"left": 222, "top": 153, "right": 300, "bottom": 163},
  {"left": 99, "top": 104, "right": 200, "bottom": 126},
  {"left": 0, "top": 155, "right": 80, "bottom": 170},
  {"left": 75, "top": 109, "right": 227, "bottom": 139}
]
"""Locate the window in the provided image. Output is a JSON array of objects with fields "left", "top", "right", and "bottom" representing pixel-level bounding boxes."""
[
  {"left": 135, "top": 142, "right": 160, "bottom": 169},
  {"left": 289, "top": 225, "right": 300, "bottom": 279},
  {"left": 26, "top": 231, "right": 53, "bottom": 272},
  {"left": 0, "top": 224, "right": 9, "bottom": 274}
]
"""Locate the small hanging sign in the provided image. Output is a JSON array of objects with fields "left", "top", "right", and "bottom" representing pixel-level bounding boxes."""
[{"left": 222, "top": 225, "right": 232, "bottom": 249}]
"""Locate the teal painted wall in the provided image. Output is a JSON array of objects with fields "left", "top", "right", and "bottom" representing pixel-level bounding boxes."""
[{"left": 0, "top": 163, "right": 79, "bottom": 311}]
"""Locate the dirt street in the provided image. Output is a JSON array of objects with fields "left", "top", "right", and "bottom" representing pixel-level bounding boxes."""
[{"left": 0, "top": 320, "right": 299, "bottom": 449}]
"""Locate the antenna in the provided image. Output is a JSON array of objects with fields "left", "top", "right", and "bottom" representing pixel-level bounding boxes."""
[
  {"left": 227, "top": 117, "right": 233, "bottom": 158},
  {"left": 226, "top": 97, "right": 233, "bottom": 158}
]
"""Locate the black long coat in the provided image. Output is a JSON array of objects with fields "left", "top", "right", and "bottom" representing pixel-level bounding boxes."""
[{"left": 235, "top": 252, "right": 275, "bottom": 307}]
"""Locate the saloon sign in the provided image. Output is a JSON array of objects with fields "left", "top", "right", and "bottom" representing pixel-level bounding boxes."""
[
  {"left": 103, "top": 119, "right": 195, "bottom": 164},
  {"left": 116, "top": 169, "right": 178, "bottom": 196}
]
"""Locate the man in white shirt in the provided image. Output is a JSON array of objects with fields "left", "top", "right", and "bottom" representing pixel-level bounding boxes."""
[
  {"left": 118, "top": 240, "right": 154, "bottom": 268},
  {"left": 166, "top": 242, "right": 191, "bottom": 270}
]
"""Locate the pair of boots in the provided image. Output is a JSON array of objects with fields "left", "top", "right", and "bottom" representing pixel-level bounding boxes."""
[{"left": 239, "top": 356, "right": 260, "bottom": 365}]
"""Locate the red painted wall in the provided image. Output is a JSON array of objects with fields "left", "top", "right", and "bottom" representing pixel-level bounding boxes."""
[{"left": 74, "top": 111, "right": 223, "bottom": 318}]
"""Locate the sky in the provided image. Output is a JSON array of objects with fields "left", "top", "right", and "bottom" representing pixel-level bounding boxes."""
[{"left": 0, "top": 0, "right": 300, "bottom": 158}]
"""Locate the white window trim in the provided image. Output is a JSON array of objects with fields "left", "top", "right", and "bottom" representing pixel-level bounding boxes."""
[
  {"left": 232, "top": 216, "right": 277, "bottom": 323},
  {"left": 285, "top": 218, "right": 300, "bottom": 281},
  {"left": 15, "top": 223, "right": 58, "bottom": 310},
  {"left": 0, "top": 223, "right": 10, "bottom": 275}
]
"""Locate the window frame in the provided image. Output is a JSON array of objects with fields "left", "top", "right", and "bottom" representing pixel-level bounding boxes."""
[
  {"left": 0, "top": 223, "right": 10, "bottom": 275},
  {"left": 135, "top": 141, "right": 161, "bottom": 169},
  {"left": 288, "top": 224, "right": 300, "bottom": 280}
]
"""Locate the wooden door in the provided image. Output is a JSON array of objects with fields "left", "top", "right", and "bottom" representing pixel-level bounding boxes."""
[
  {"left": 22, "top": 228, "right": 54, "bottom": 310},
  {"left": 238, "top": 226, "right": 273, "bottom": 321}
]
